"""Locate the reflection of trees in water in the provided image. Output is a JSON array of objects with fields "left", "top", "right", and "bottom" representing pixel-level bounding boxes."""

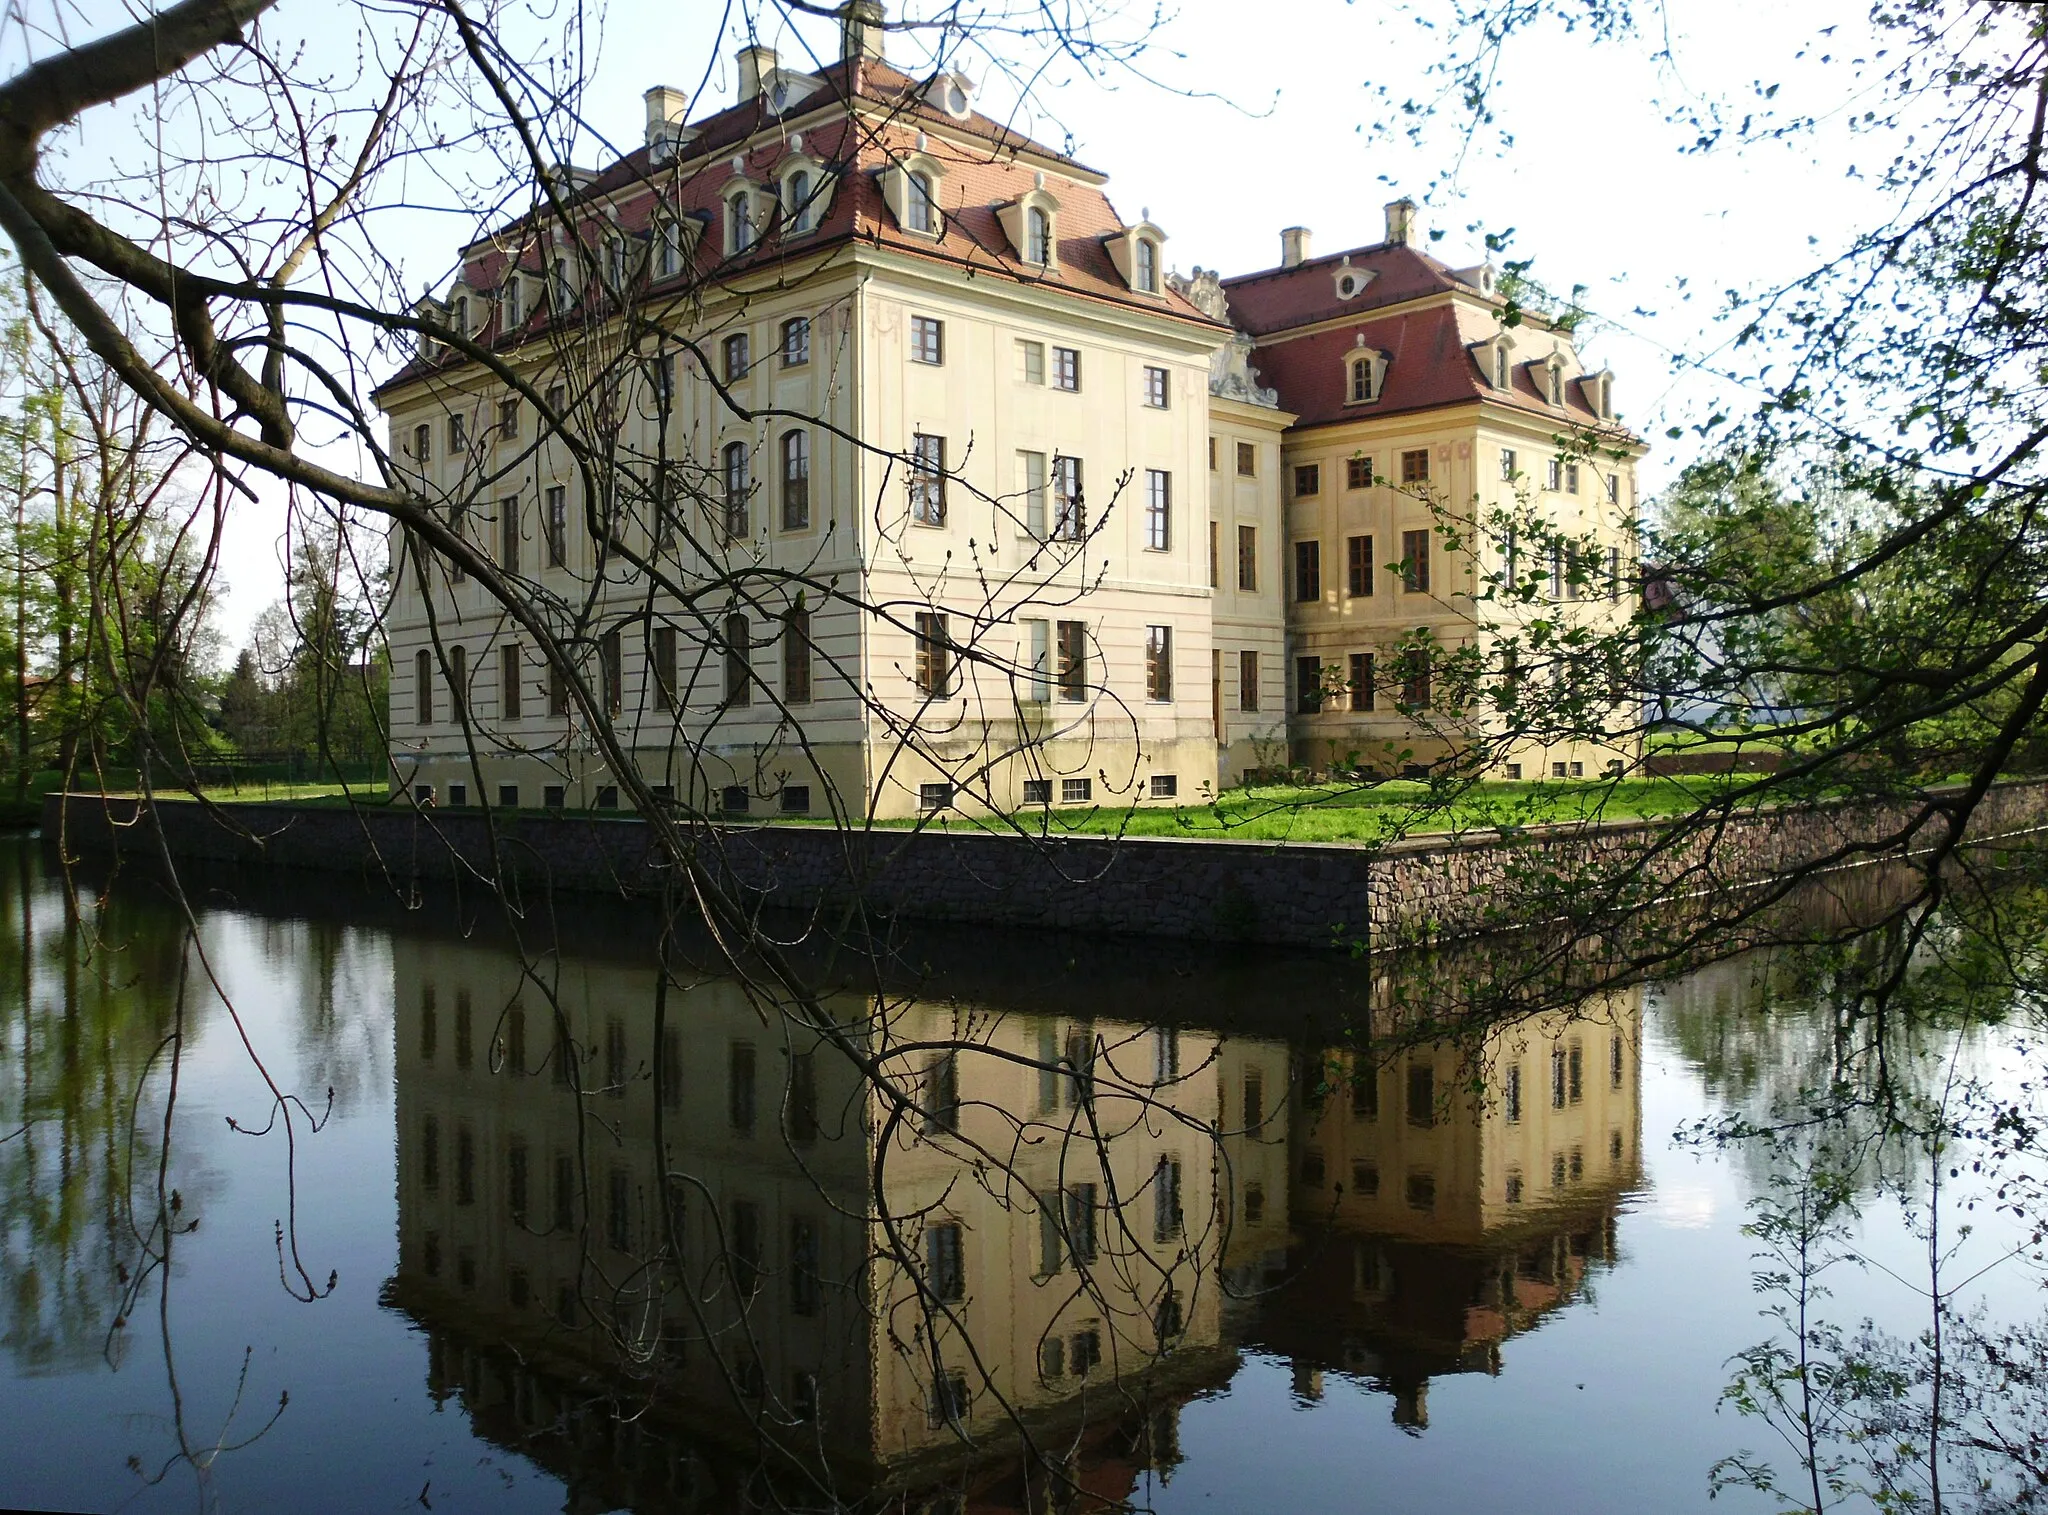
[
  {"left": 0, "top": 842, "right": 215, "bottom": 1373},
  {"left": 250, "top": 911, "right": 391, "bottom": 1113}
]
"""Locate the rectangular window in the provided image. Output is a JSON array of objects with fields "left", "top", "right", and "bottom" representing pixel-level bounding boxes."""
[
  {"left": 1022, "top": 618, "right": 1051, "bottom": 702},
  {"left": 499, "top": 497, "right": 520, "bottom": 574},
  {"left": 1565, "top": 461, "right": 1581, "bottom": 494},
  {"left": 1237, "top": 524, "right": 1257, "bottom": 592},
  {"left": 1056, "top": 620, "right": 1086, "bottom": 702},
  {"left": 781, "top": 785, "right": 811, "bottom": 814},
  {"left": 1017, "top": 339, "right": 1045, "bottom": 385},
  {"left": 1296, "top": 655, "right": 1323, "bottom": 714},
  {"left": 781, "top": 316, "right": 811, "bottom": 367},
  {"left": 1065, "top": 1184, "right": 1098, "bottom": 1262},
  {"left": 651, "top": 624, "right": 677, "bottom": 711},
  {"left": 1052, "top": 455, "right": 1084, "bottom": 540},
  {"left": 729, "top": 1042, "right": 757, "bottom": 1135},
  {"left": 910, "top": 433, "right": 946, "bottom": 525},
  {"left": 1023, "top": 778, "right": 1052, "bottom": 804},
  {"left": 911, "top": 315, "right": 944, "bottom": 365},
  {"left": 448, "top": 412, "right": 467, "bottom": 453},
  {"left": 1407, "top": 1062, "right": 1436, "bottom": 1128},
  {"left": 722, "top": 331, "right": 750, "bottom": 382},
  {"left": 1149, "top": 773, "right": 1177, "bottom": 798},
  {"left": 1017, "top": 450, "right": 1048, "bottom": 536},
  {"left": 1239, "top": 650, "right": 1259, "bottom": 712},
  {"left": 790, "top": 1217, "right": 820, "bottom": 1316},
  {"left": 1607, "top": 474, "right": 1621, "bottom": 504},
  {"left": 730, "top": 1199, "right": 761, "bottom": 1297},
  {"left": 544, "top": 484, "right": 567, "bottom": 567},
  {"left": 1052, "top": 345, "right": 1080, "bottom": 391},
  {"left": 412, "top": 422, "right": 431, "bottom": 465},
  {"left": 1347, "top": 455, "right": 1372, "bottom": 490},
  {"left": 601, "top": 628, "right": 623, "bottom": 716},
  {"left": 1401, "top": 645, "right": 1432, "bottom": 708},
  {"left": 914, "top": 611, "right": 952, "bottom": 697},
  {"left": 1144, "top": 469, "right": 1171, "bottom": 551},
  {"left": 1143, "top": 365, "right": 1169, "bottom": 408},
  {"left": 547, "top": 662, "right": 568, "bottom": 719},
  {"left": 781, "top": 429, "right": 811, "bottom": 530},
  {"left": 500, "top": 643, "right": 522, "bottom": 719},
  {"left": 724, "top": 613, "right": 750, "bottom": 707},
  {"left": 1501, "top": 447, "right": 1518, "bottom": 481},
  {"left": 919, "top": 781, "right": 953, "bottom": 811},
  {"left": 921, "top": 1052, "right": 960, "bottom": 1134},
  {"left": 449, "top": 644, "right": 467, "bottom": 717},
  {"left": 1401, "top": 529, "right": 1431, "bottom": 594},
  {"left": 1208, "top": 519, "right": 1220, "bottom": 587},
  {"left": 415, "top": 647, "right": 433, "bottom": 724},
  {"left": 1350, "top": 652, "right": 1375, "bottom": 712},
  {"left": 1294, "top": 463, "right": 1321, "bottom": 497},
  {"left": 1154, "top": 1156, "right": 1183, "bottom": 1243},
  {"left": 498, "top": 397, "right": 519, "bottom": 438},
  {"left": 1347, "top": 534, "right": 1374, "bottom": 597},
  {"left": 783, "top": 609, "right": 811, "bottom": 704},
  {"left": 1236, "top": 441, "right": 1256, "bottom": 477},
  {"left": 1208, "top": 436, "right": 1218, "bottom": 471},
  {"left": 1145, "top": 625, "right": 1172, "bottom": 702},
  {"left": 1400, "top": 448, "right": 1430, "bottom": 485},
  {"left": 1546, "top": 457, "right": 1563, "bottom": 491},
  {"left": 1294, "top": 539, "right": 1322, "bottom": 603}
]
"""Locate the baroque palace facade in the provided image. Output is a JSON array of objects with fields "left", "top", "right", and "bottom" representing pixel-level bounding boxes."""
[{"left": 377, "top": 3, "right": 1642, "bottom": 818}]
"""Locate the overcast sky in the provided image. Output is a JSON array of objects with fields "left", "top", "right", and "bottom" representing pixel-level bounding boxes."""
[{"left": 26, "top": 0, "right": 1894, "bottom": 648}]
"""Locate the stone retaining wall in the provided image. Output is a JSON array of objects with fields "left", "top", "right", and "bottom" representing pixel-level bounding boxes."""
[{"left": 43, "top": 778, "right": 2048, "bottom": 950}]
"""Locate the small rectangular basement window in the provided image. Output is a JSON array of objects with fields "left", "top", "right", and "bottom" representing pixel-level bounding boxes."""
[
  {"left": 1022, "top": 779, "right": 1052, "bottom": 804},
  {"left": 918, "top": 782, "right": 952, "bottom": 812},
  {"left": 542, "top": 785, "right": 566, "bottom": 809},
  {"left": 780, "top": 786, "right": 810, "bottom": 814},
  {"left": 414, "top": 784, "right": 435, "bottom": 806},
  {"left": 1149, "top": 774, "right": 1177, "bottom": 798},
  {"left": 448, "top": 783, "right": 467, "bottom": 807},
  {"left": 1062, "top": 777, "right": 1092, "bottom": 804},
  {"left": 497, "top": 784, "right": 519, "bottom": 808},
  {"left": 595, "top": 786, "right": 618, "bottom": 809},
  {"left": 721, "top": 787, "right": 750, "bottom": 814}
]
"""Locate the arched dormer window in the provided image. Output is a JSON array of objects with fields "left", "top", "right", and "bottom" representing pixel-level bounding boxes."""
[
  {"left": 998, "top": 184, "right": 1061, "bottom": 270},
  {"left": 778, "top": 153, "right": 833, "bottom": 237},
  {"left": 1135, "top": 236, "right": 1160, "bottom": 293},
  {"left": 1494, "top": 343, "right": 1511, "bottom": 390},
  {"left": 785, "top": 170, "right": 812, "bottom": 231},
  {"left": 882, "top": 151, "right": 947, "bottom": 239},
  {"left": 1103, "top": 217, "right": 1168, "bottom": 298},
  {"left": 729, "top": 189, "right": 755, "bottom": 253},
  {"left": 1026, "top": 207, "right": 1051, "bottom": 265},
  {"left": 1545, "top": 355, "right": 1566, "bottom": 407},
  {"left": 1344, "top": 343, "right": 1388, "bottom": 405}
]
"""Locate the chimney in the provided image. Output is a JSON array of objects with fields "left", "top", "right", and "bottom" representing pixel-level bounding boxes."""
[
  {"left": 839, "top": 0, "right": 885, "bottom": 61},
  {"left": 737, "top": 44, "right": 778, "bottom": 101},
  {"left": 1384, "top": 198, "right": 1416, "bottom": 246},
  {"left": 1280, "top": 226, "right": 1312, "bottom": 269},
  {"left": 643, "top": 86, "right": 689, "bottom": 147}
]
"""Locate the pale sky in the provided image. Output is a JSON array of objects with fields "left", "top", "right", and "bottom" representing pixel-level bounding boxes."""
[{"left": 25, "top": 0, "right": 1893, "bottom": 650}]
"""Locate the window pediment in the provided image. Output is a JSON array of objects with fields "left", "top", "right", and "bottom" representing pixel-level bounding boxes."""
[
  {"left": 1343, "top": 341, "right": 1388, "bottom": 405},
  {"left": 1103, "top": 218, "right": 1167, "bottom": 297},
  {"left": 879, "top": 151, "right": 947, "bottom": 238},
  {"left": 777, "top": 152, "right": 835, "bottom": 236},
  {"left": 720, "top": 175, "right": 773, "bottom": 255}
]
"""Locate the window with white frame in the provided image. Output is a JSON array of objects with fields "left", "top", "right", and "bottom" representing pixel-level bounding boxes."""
[
  {"left": 1347, "top": 350, "right": 1385, "bottom": 404},
  {"left": 905, "top": 171, "right": 937, "bottom": 234},
  {"left": 1025, "top": 206, "right": 1052, "bottom": 265},
  {"left": 783, "top": 168, "right": 814, "bottom": 233},
  {"left": 1135, "top": 237, "right": 1160, "bottom": 293},
  {"left": 1145, "top": 625, "right": 1172, "bottom": 701},
  {"left": 1017, "top": 339, "right": 1046, "bottom": 385},
  {"left": 1017, "top": 450, "right": 1047, "bottom": 536},
  {"left": 1052, "top": 455, "right": 1084, "bottom": 540},
  {"left": 728, "top": 189, "right": 754, "bottom": 253},
  {"left": 910, "top": 433, "right": 946, "bottom": 525},
  {"left": 1144, "top": 470, "right": 1171, "bottom": 551}
]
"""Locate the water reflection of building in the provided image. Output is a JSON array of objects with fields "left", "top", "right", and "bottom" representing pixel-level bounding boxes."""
[
  {"left": 384, "top": 934, "right": 1240, "bottom": 1510},
  {"left": 1245, "top": 990, "right": 1645, "bottom": 1428}
]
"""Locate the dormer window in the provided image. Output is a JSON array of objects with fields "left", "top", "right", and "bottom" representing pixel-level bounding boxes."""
[
  {"left": 778, "top": 153, "right": 834, "bottom": 237},
  {"left": 1332, "top": 259, "right": 1373, "bottom": 301},
  {"left": 1345, "top": 345, "right": 1388, "bottom": 405},
  {"left": 729, "top": 189, "right": 755, "bottom": 253},
  {"left": 1135, "top": 236, "right": 1160, "bottom": 294},
  {"left": 1494, "top": 343, "right": 1511, "bottom": 390},
  {"left": 452, "top": 294, "right": 470, "bottom": 337},
  {"left": 1546, "top": 357, "right": 1566, "bottom": 407},
  {"left": 603, "top": 237, "right": 627, "bottom": 292},
  {"left": 785, "top": 170, "right": 813, "bottom": 231},
  {"left": 924, "top": 71, "right": 975, "bottom": 120},
  {"left": 500, "top": 276, "right": 522, "bottom": 330},
  {"left": 654, "top": 215, "right": 682, "bottom": 278},
  {"left": 906, "top": 172, "right": 936, "bottom": 234},
  {"left": 1026, "top": 207, "right": 1052, "bottom": 265}
]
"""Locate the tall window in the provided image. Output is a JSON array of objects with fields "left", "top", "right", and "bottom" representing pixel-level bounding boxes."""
[
  {"left": 600, "top": 629, "right": 622, "bottom": 716},
  {"left": 1052, "top": 455, "right": 1084, "bottom": 540},
  {"left": 1401, "top": 529, "right": 1430, "bottom": 594},
  {"left": 498, "top": 397, "right": 519, "bottom": 438},
  {"left": 905, "top": 171, "right": 936, "bottom": 233},
  {"left": 1025, "top": 206, "right": 1052, "bottom": 265},
  {"left": 1144, "top": 470, "right": 1171, "bottom": 551},
  {"left": 1239, "top": 650, "right": 1259, "bottom": 712},
  {"left": 651, "top": 625, "right": 677, "bottom": 711},
  {"left": 1143, "top": 365, "right": 1169, "bottom": 408},
  {"left": 1400, "top": 449, "right": 1430, "bottom": 485},
  {"left": 1350, "top": 652, "right": 1375, "bottom": 712},
  {"left": 1501, "top": 447, "right": 1519, "bottom": 481},
  {"left": 781, "top": 429, "right": 811, "bottom": 529},
  {"left": 1153, "top": 1156, "right": 1182, "bottom": 1242},
  {"left": 910, "top": 433, "right": 946, "bottom": 525},
  {"left": 721, "top": 441, "right": 750, "bottom": 535},
  {"left": 783, "top": 608, "right": 811, "bottom": 704},
  {"left": 914, "top": 611, "right": 952, "bottom": 696},
  {"left": 1017, "top": 450, "right": 1047, "bottom": 536},
  {"left": 500, "top": 277, "right": 521, "bottom": 329},
  {"left": 1401, "top": 643, "right": 1432, "bottom": 708},
  {"left": 1347, "top": 534, "right": 1375, "bottom": 597},
  {"left": 1296, "top": 656, "right": 1323, "bottom": 714},
  {"left": 1236, "top": 441, "right": 1256, "bottom": 476},
  {"left": 722, "top": 331, "right": 749, "bottom": 382},
  {"left": 781, "top": 316, "right": 810, "bottom": 367},
  {"left": 729, "top": 1041, "right": 757, "bottom": 1134},
  {"left": 1056, "top": 620, "right": 1087, "bottom": 701},
  {"left": 1145, "top": 625, "right": 1173, "bottom": 702},
  {"left": 544, "top": 484, "right": 567, "bottom": 567},
  {"left": 449, "top": 644, "right": 467, "bottom": 716},
  {"left": 1135, "top": 236, "right": 1159, "bottom": 293},
  {"left": 548, "top": 662, "right": 567, "bottom": 718},
  {"left": 926, "top": 1222, "right": 964, "bottom": 1303},
  {"left": 723, "top": 614, "right": 750, "bottom": 707},
  {"left": 500, "top": 644, "right": 522, "bottom": 719},
  {"left": 415, "top": 648, "right": 433, "bottom": 724},
  {"left": 411, "top": 423, "right": 431, "bottom": 464},
  {"left": 448, "top": 413, "right": 466, "bottom": 452},
  {"left": 498, "top": 497, "right": 519, "bottom": 573},
  {"left": 1052, "top": 345, "right": 1081, "bottom": 392},
  {"left": 1017, "top": 339, "right": 1045, "bottom": 385},
  {"left": 784, "top": 169, "right": 812, "bottom": 232},
  {"left": 1565, "top": 461, "right": 1581, "bottom": 494},
  {"left": 1237, "top": 524, "right": 1258, "bottom": 592},
  {"left": 910, "top": 315, "right": 944, "bottom": 365},
  {"left": 1347, "top": 455, "right": 1373, "bottom": 490},
  {"left": 729, "top": 190, "right": 753, "bottom": 251},
  {"left": 1022, "top": 618, "right": 1051, "bottom": 702},
  {"left": 1208, "top": 520, "right": 1219, "bottom": 587},
  {"left": 1294, "top": 540, "right": 1321, "bottom": 603},
  {"left": 1495, "top": 345, "right": 1511, "bottom": 388}
]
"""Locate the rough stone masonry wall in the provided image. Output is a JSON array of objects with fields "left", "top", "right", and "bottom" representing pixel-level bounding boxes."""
[{"left": 42, "top": 778, "right": 2048, "bottom": 951}]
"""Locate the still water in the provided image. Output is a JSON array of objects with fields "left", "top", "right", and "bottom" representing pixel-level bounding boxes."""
[{"left": 0, "top": 836, "right": 2036, "bottom": 1514}]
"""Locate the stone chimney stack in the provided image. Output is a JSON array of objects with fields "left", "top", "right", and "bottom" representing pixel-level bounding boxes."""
[
  {"left": 737, "top": 44, "right": 778, "bottom": 101},
  {"left": 1384, "top": 198, "right": 1417, "bottom": 246},
  {"left": 1280, "top": 226, "right": 1312, "bottom": 268},
  {"left": 840, "top": 0, "right": 886, "bottom": 61},
  {"left": 643, "top": 86, "right": 689, "bottom": 147}
]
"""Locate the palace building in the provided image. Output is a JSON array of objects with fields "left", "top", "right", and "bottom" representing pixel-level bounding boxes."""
[{"left": 376, "top": 2, "right": 1641, "bottom": 818}]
